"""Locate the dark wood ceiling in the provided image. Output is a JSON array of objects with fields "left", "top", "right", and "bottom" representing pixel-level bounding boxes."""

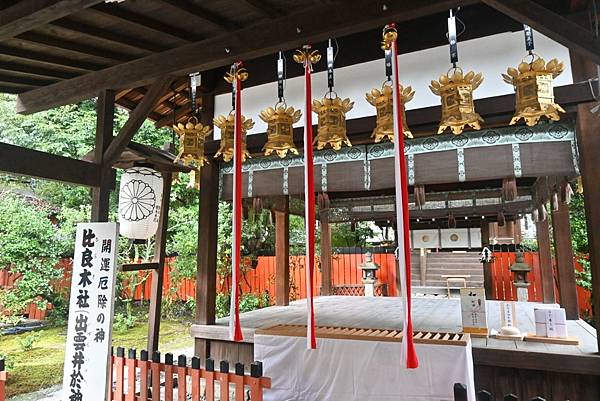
[{"left": 0, "top": 0, "right": 586, "bottom": 126}]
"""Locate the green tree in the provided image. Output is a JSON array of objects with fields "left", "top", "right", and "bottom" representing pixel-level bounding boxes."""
[{"left": 0, "top": 194, "right": 64, "bottom": 321}]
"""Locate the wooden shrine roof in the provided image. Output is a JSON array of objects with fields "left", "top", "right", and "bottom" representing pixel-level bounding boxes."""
[{"left": 0, "top": 0, "right": 582, "bottom": 121}]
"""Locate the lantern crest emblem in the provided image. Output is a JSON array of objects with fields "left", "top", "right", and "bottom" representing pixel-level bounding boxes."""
[
  {"left": 502, "top": 55, "right": 565, "bottom": 126},
  {"left": 260, "top": 105, "right": 302, "bottom": 158},
  {"left": 312, "top": 96, "right": 354, "bottom": 150},
  {"left": 172, "top": 116, "right": 212, "bottom": 168},
  {"left": 366, "top": 83, "right": 414, "bottom": 142},
  {"left": 430, "top": 68, "right": 484, "bottom": 135},
  {"left": 213, "top": 114, "right": 254, "bottom": 162}
]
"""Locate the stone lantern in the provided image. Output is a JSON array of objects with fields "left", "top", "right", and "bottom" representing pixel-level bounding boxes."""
[
  {"left": 510, "top": 251, "right": 532, "bottom": 302},
  {"left": 359, "top": 252, "right": 380, "bottom": 297}
]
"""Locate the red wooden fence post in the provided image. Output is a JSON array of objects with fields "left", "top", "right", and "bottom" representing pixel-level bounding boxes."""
[
  {"left": 125, "top": 349, "right": 136, "bottom": 401},
  {"left": 0, "top": 359, "right": 7, "bottom": 401}
]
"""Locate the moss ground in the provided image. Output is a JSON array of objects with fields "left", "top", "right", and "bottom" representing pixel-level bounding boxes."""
[{"left": 0, "top": 319, "right": 192, "bottom": 398}]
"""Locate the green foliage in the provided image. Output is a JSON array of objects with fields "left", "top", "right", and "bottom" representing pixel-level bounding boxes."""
[
  {"left": 331, "top": 222, "right": 374, "bottom": 248},
  {"left": 215, "top": 290, "right": 271, "bottom": 318},
  {"left": 113, "top": 312, "right": 138, "bottom": 333},
  {"left": 18, "top": 332, "right": 41, "bottom": 352},
  {"left": 569, "top": 193, "right": 588, "bottom": 254},
  {"left": 0, "top": 194, "right": 64, "bottom": 320}
]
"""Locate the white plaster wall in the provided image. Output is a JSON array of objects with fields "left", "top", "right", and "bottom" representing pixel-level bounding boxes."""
[{"left": 213, "top": 30, "right": 573, "bottom": 138}]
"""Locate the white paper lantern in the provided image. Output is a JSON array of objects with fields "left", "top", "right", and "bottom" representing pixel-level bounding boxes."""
[{"left": 118, "top": 167, "right": 163, "bottom": 240}]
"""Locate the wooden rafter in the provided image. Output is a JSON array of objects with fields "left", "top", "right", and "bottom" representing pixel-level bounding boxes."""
[
  {"left": 0, "top": 43, "right": 103, "bottom": 71},
  {"left": 482, "top": 0, "right": 600, "bottom": 65},
  {"left": 91, "top": 4, "right": 203, "bottom": 42},
  {"left": 0, "top": 0, "right": 104, "bottom": 40},
  {"left": 0, "top": 60, "right": 76, "bottom": 79},
  {"left": 50, "top": 18, "right": 167, "bottom": 53},
  {"left": 157, "top": 0, "right": 239, "bottom": 31},
  {"left": 16, "top": 0, "right": 477, "bottom": 114},
  {"left": 104, "top": 75, "right": 175, "bottom": 166},
  {"left": 238, "top": 0, "right": 281, "bottom": 18},
  {"left": 17, "top": 31, "right": 133, "bottom": 62}
]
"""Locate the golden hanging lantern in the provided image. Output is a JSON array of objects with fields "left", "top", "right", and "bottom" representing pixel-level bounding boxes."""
[
  {"left": 365, "top": 83, "right": 414, "bottom": 142},
  {"left": 429, "top": 68, "right": 484, "bottom": 135},
  {"left": 260, "top": 105, "right": 302, "bottom": 158},
  {"left": 172, "top": 116, "right": 212, "bottom": 168},
  {"left": 213, "top": 114, "right": 254, "bottom": 162},
  {"left": 187, "top": 170, "right": 200, "bottom": 190},
  {"left": 312, "top": 96, "right": 354, "bottom": 150},
  {"left": 502, "top": 55, "right": 565, "bottom": 126}
]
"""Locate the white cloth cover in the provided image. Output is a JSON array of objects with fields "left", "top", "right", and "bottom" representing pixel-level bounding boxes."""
[{"left": 255, "top": 334, "right": 476, "bottom": 401}]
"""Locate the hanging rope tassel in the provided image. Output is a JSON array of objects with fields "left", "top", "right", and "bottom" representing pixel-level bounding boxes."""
[
  {"left": 385, "top": 24, "right": 419, "bottom": 369},
  {"left": 229, "top": 62, "right": 245, "bottom": 342}
]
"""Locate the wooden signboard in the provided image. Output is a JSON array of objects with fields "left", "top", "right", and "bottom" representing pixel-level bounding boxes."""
[
  {"left": 62, "top": 223, "right": 119, "bottom": 401},
  {"left": 460, "top": 288, "right": 488, "bottom": 336}
]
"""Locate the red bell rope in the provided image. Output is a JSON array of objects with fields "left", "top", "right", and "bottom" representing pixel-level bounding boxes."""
[
  {"left": 390, "top": 27, "right": 419, "bottom": 368},
  {"left": 229, "top": 62, "right": 244, "bottom": 342},
  {"left": 303, "top": 58, "right": 317, "bottom": 350}
]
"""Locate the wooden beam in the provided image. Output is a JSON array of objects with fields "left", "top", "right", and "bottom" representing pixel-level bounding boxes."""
[
  {"left": 121, "top": 262, "right": 160, "bottom": 272},
  {"left": 195, "top": 89, "right": 218, "bottom": 360},
  {"left": 157, "top": 0, "right": 239, "bottom": 31},
  {"left": 147, "top": 171, "right": 173, "bottom": 354},
  {"left": 0, "top": 60, "right": 77, "bottom": 80},
  {"left": 16, "top": 0, "right": 476, "bottom": 113},
  {"left": 536, "top": 218, "right": 556, "bottom": 304},
  {"left": 194, "top": 163, "right": 219, "bottom": 360},
  {"left": 0, "top": 44, "right": 103, "bottom": 71},
  {"left": 238, "top": 0, "right": 282, "bottom": 18},
  {"left": 569, "top": 24, "right": 600, "bottom": 350},
  {"left": 103, "top": 75, "right": 174, "bottom": 166},
  {"left": 50, "top": 18, "right": 167, "bottom": 53},
  {"left": 91, "top": 89, "right": 115, "bottom": 222},
  {"left": 0, "top": 141, "right": 104, "bottom": 186},
  {"left": 320, "top": 208, "right": 333, "bottom": 296},
  {"left": 0, "top": 0, "right": 104, "bottom": 40},
  {"left": 17, "top": 31, "right": 133, "bottom": 62},
  {"left": 552, "top": 202, "right": 579, "bottom": 319},
  {"left": 275, "top": 196, "right": 290, "bottom": 305},
  {"left": 91, "top": 4, "right": 202, "bottom": 42},
  {"left": 482, "top": 0, "right": 600, "bottom": 65},
  {"left": 0, "top": 73, "right": 56, "bottom": 87}
]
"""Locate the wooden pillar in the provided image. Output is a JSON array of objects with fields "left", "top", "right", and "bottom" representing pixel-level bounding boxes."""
[
  {"left": 91, "top": 89, "right": 115, "bottom": 222},
  {"left": 147, "top": 172, "right": 173, "bottom": 353},
  {"left": 194, "top": 89, "right": 218, "bottom": 360},
  {"left": 536, "top": 218, "right": 556, "bottom": 304},
  {"left": 570, "top": 44, "right": 600, "bottom": 349},
  {"left": 320, "top": 210, "right": 332, "bottom": 296},
  {"left": 481, "top": 221, "right": 493, "bottom": 299},
  {"left": 551, "top": 202, "right": 579, "bottom": 319},
  {"left": 275, "top": 197, "right": 290, "bottom": 305}
]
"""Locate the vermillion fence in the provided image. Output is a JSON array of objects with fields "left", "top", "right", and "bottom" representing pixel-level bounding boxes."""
[
  {"left": 1, "top": 251, "right": 592, "bottom": 319},
  {"left": 109, "top": 347, "right": 270, "bottom": 401}
]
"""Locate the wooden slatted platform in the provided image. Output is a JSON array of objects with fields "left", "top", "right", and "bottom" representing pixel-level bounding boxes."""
[{"left": 257, "top": 324, "right": 470, "bottom": 346}]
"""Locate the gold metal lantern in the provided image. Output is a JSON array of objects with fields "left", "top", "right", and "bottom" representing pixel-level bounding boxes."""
[
  {"left": 312, "top": 96, "right": 354, "bottom": 150},
  {"left": 213, "top": 114, "right": 254, "bottom": 162},
  {"left": 365, "top": 83, "right": 414, "bottom": 142},
  {"left": 429, "top": 68, "right": 484, "bottom": 135},
  {"left": 502, "top": 55, "right": 565, "bottom": 126},
  {"left": 172, "top": 116, "right": 212, "bottom": 168},
  {"left": 260, "top": 105, "right": 302, "bottom": 158}
]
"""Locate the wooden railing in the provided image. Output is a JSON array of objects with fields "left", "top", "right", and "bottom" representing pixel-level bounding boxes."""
[
  {"left": 453, "top": 383, "right": 553, "bottom": 401},
  {"left": 0, "top": 359, "right": 6, "bottom": 401},
  {"left": 110, "top": 347, "right": 271, "bottom": 401}
]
